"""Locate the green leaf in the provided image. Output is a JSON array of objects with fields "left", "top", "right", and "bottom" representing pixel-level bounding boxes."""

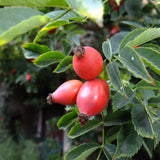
[
  {"left": 117, "top": 47, "right": 154, "bottom": 84},
  {"left": 62, "top": 39, "right": 72, "bottom": 56},
  {"left": 0, "top": 7, "right": 50, "bottom": 46},
  {"left": 153, "top": 120, "right": 160, "bottom": 146},
  {"left": 102, "top": 39, "right": 112, "bottom": 61},
  {"left": 0, "top": 0, "right": 70, "bottom": 8},
  {"left": 54, "top": 56, "right": 73, "bottom": 73},
  {"left": 57, "top": 111, "right": 77, "bottom": 130},
  {"left": 135, "top": 80, "right": 160, "bottom": 90},
  {"left": 148, "top": 95, "right": 160, "bottom": 107},
  {"left": 22, "top": 43, "right": 51, "bottom": 59},
  {"left": 135, "top": 47, "right": 160, "bottom": 76},
  {"left": 131, "top": 104, "right": 153, "bottom": 138},
  {"left": 143, "top": 138, "right": 154, "bottom": 159},
  {"left": 106, "top": 60, "right": 123, "bottom": 93},
  {"left": 46, "top": 10, "right": 85, "bottom": 21},
  {"left": 68, "top": 120, "right": 101, "bottom": 139},
  {"left": 65, "top": 143, "right": 100, "bottom": 160},
  {"left": 119, "top": 28, "right": 145, "bottom": 51},
  {"left": 105, "top": 126, "right": 121, "bottom": 143},
  {"left": 114, "top": 125, "right": 143, "bottom": 158},
  {"left": 34, "top": 51, "right": 65, "bottom": 67},
  {"left": 104, "top": 111, "right": 131, "bottom": 126},
  {"left": 103, "top": 144, "right": 116, "bottom": 160},
  {"left": 121, "top": 20, "right": 144, "bottom": 28},
  {"left": 110, "top": 32, "right": 129, "bottom": 54},
  {"left": 113, "top": 86, "right": 136, "bottom": 111},
  {"left": 34, "top": 20, "right": 69, "bottom": 42},
  {"left": 126, "top": 28, "right": 160, "bottom": 48},
  {"left": 67, "top": 0, "right": 104, "bottom": 27}
]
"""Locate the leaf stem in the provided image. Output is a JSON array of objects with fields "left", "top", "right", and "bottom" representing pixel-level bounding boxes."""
[
  {"left": 97, "top": 148, "right": 103, "bottom": 160},
  {"left": 147, "top": 0, "right": 160, "bottom": 15},
  {"left": 51, "top": 8, "right": 73, "bottom": 22}
]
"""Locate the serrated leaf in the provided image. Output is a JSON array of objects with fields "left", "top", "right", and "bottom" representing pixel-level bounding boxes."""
[
  {"left": 65, "top": 143, "right": 100, "bottom": 160},
  {"left": 148, "top": 95, "right": 160, "bottom": 107},
  {"left": 135, "top": 80, "right": 160, "bottom": 90},
  {"left": 149, "top": 106, "right": 160, "bottom": 123},
  {"left": 119, "top": 28, "right": 145, "bottom": 50},
  {"left": 34, "top": 51, "right": 65, "bottom": 67},
  {"left": 126, "top": 28, "right": 160, "bottom": 48},
  {"left": 68, "top": 120, "right": 101, "bottom": 139},
  {"left": 102, "top": 39, "right": 112, "bottom": 61},
  {"left": 131, "top": 104, "right": 153, "bottom": 138},
  {"left": 114, "top": 125, "right": 143, "bottom": 158},
  {"left": 0, "top": 7, "right": 50, "bottom": 46},
  {"left": 117, "top": 47, "right": 154, "bottom": 84},
  {"left": 0, "top": 0, "right": 70, "bottom": 8},
  {"left": 135, "top": 47, "right": 160, "bottom": 76},
  {"left": 54, "top": 56, "right": 73, "bottom": 73},
  {"left": 104, "top": 111, "right": 131, "bottom": 126},
  {"left": 62, "top": 39, "right": 72, "bottom": 56},
  {"left": 103, "top": 144, "right": 116, "bottom": 160},
  {"left": 22, "top": 43, "right": 51, "bottom": 59},
  {"left": 105, "top": 126, "right": 121, "bottom": 143},
  {"left": 34, "top": 20, "right": 69, "bottom": 42},
  {"left": 113, "top": 86, "right": 136, "bottom": 111},
  {"left": 153, "top": 120, "right": 160, "bottom": 146},
  {"left": 57, "top": 111, "right": 77, "bottom": 130},
  {"left": 143, "top": 138, "right": 154, "bottom": 159},
  {"left": 67, "top": 0, "right": 104, "bottom": 27},
  {"left": 110, "top": 32, "right": 129, "bottom": 54},
  {"left": 106, "top": 60, "right": 123, "bottom": 93}
]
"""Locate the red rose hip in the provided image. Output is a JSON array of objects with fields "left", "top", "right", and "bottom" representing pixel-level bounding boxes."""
[
  {"left": 110, "top": 0, "right": 123, "bottom": 11},
  {"left": 77, "top": 79, "right": 110, "bottom": 127},
  {"left": 47, "top": 79, "right": 83, "bottom": 105},
  {"left": 73, "top": 46, "right": 103, "bottom": 80},
  {"left": 26, "top": 74, "right": 32, "bottom": 81}
]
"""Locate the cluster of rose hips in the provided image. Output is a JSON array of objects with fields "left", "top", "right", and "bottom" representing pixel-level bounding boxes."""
[{"left": 47, "top": 46, "right": 110, "bottom": 127}]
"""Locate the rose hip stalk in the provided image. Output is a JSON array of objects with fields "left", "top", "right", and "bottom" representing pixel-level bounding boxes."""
[
  {"left": 77, "top": 79, "right": 110, "bottom": 127},
  {"left": 47, "top": 79, "right": 83, "bottom": 105},
  {"left": 73, "top": 46, "right": 103, "bottom": 80}
]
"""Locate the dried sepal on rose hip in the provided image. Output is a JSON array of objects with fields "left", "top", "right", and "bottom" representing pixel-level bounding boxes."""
[
  {"left": 76, "top": 79, "right": 110, "bottom": 127},
  {"left": 73, "top": 46, "right": 103, "bottom": 80},
  {"left": 47, "top": 79, "right": 83, "bottom": 105}
]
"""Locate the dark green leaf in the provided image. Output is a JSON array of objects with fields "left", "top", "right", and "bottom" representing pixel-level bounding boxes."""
[
  {"left": 143, "top": 138, "right": 154, "bottom": 159},
  {"left": 105, "top": 126, "right": 121, "bottom": 143},
  {"left": 103, "top": 144, "right": 116, "bottom": 160},
  {"left": 148, "top": 95, "right": 160, "bottom": 107},
  {"left": 22, "top": 43, "right": 51, "bottom": 59},
  {"left": 135, "top": 47, "right": 160, "bottom": 76},
  {"left": 117, "top": 47, "right": 154, "bottom": 84},
  {"left": 106, "top": 60, "right": 123, "bottom": 93},
  {"left": 34, "top": 51, "right": 65, "bottom": 67},
  {"left": 153, "top": 120, "right": 160, "bottom": 146},
  {"left": 114, "top": 125, "right": 143, "bottom": 158},
  {"left": 57, "top": 111, "right": 77, "bottom": 130},
  {"left": 62, "top": 39, "right": 72, "bottom": 56},
  {"left": 0, "top": 0, "right": 70, "bottom": 8},
  {"left": 104, "top": 111, "right": 131, "bottom": 126},
  {"left": 135, "top": 80, "right": 160, "bottom": 90},
  {"left": 131, "top": 104, "right": 153, "bottom": 138},
  {"left": 110, "top": 32, "right": 129, "bottom": 54},
  {"left": 68, "top": 120, "right": 101, "bottom": 139},
  {"left": 102, "top": 39, "right": 112, "bottom": 61},
  {"left": 54, "top": 56, "right": 73, "bottom": 73},
  {"left": 65, "top": 143, "right": 100, "bottom": 160},
  {"left": 0, "top": 7, "right": 50, "bottom": 46},
  {"left": 113, "top": 86, "right": 136, "bottom": 111},
  {"left": 121, "top": 20, "right": 144, "bottom": 28}
]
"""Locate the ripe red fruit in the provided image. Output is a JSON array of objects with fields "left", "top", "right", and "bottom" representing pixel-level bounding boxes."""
[
  {"left": 73, "top": 46, "right": 103, "bottom": 80},
  {"left": 10, "top": 68, "right": 17, "bottom": 74},
  {"left": 77, "top": 79, "right": 110, "bottom": 127},
  {"left": 110, "top": 0, "right": 123, "bottom": 11},
  {"left": 110, "top": 26, "right": 119, "bottom": 35},
  {"left": 26, "top": 74, "right": 32, "bottom": 81},
  {"left": 47, "top": 79, "right": 83, "bottom": 105}
]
